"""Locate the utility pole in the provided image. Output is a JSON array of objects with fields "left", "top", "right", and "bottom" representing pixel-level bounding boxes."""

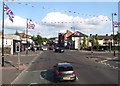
[{"left": 1, "top": 0, "right": 5, "bottom": 67}]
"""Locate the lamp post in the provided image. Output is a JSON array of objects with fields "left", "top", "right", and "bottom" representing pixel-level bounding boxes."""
[
  {"left": 71, "top": 27, "right": 75, "bottom": 49},
  {"left": 1, "top": 0, "right": 5, "bottom": 67},
  {"left": 26, "top": 18, "right": 32, "bottom": 54},
  {"left": 112, "top": 13, "right": 117, "bottom": 56}
]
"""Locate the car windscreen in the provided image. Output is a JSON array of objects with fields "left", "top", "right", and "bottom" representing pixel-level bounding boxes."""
[{"left": 58, "top": 66, "right": 73, "bottom": 71}]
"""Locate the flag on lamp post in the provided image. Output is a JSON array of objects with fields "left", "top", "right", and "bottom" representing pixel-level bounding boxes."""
[
  {"left": 4, "top": 3, "right": 14, "bottom": 22},
  {"left": 27, "top": 20, "right": 35, "bottom": 29},
  {"left": 113, "top": 21, "right": 120, "bottom": 27}
]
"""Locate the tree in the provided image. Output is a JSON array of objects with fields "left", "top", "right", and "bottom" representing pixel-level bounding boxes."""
[
  {"left": 82, "top": 35, "right": 86, "bottom": 48},
  {"left": 114, "top": 32, "right": 120, "bottom": 45},
  {"left": 91, "top": 35, "right": 96, "bottom": 48},
  {"left": 31, "top": 35, "right": 48, "bottom": 45},
  {"left": 95, "top": 34, "right": 99, "bottom": 50},
  {"left": 15, "top": 30, "right": 20, "bottom": 36},
  {"left": 91, "top": 35, "right": 99, "bottom": 50}
]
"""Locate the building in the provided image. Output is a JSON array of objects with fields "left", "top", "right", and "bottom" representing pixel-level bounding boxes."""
[
  {"left": 67, "top": 31, "right": 88, "bottom": 49},
  {"left": 18, "top": 33, "right": 33, "bottom": 51},
  {"left": 88, "top": 34, "right": 114, "bottom": 51},
  {"left": 48, "top": 37, "right": 58, "bottom": 44},
  {"left": 63, "top": 30, "right": 73, "bottom": 48},
  {"left": 0, "top": 34, "right": 21, "bottom": 54}
]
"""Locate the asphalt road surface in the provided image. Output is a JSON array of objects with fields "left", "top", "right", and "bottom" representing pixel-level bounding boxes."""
[{"left": 11, "top": 50, "right": 119, "bottom": 85}]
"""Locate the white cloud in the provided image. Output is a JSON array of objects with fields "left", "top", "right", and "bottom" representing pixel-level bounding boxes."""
[
  {"left": 41, "top": 12, "right": 112, "bottom": 37},
  {"left": 0, "top": 16, "right": 40, "bottom": 36},
  {"left": 0, "top": 13, "right": 113, "bottom": 38},
  {"left": 4, "top": 16, "right": 26, "bottom": 30}
]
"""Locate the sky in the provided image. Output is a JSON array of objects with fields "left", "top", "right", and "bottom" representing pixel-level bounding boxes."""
[{"left": 0, "top": 0, "right": 119, "bottom": 38}]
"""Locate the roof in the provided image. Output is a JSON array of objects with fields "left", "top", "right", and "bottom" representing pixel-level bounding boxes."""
[
  {"left": 57, "top": 62, "right": 72, "bottom": 67},
  {"left": 19, "top": 33, "right": 31, "bottom": 38},
  {"left": 98, "top": 36, "right": 113, "bottom": 40},
  {"left": 0, "top": 34, "right": 21, "bottom": 40},
  {"left": 89, "top": 35, "right": 113, "bottom": 40},
  {"left": 67, "top": 31, "right": 88, "bottom": 38}
]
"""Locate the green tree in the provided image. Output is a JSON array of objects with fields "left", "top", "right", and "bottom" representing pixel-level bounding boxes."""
[
  {"left": 91, "top": 35, "right": 96, "bottom": 48},
  {"left": 114, "top": 32, "right": 120, "bottom": 44},
  {"left": 31, "top": 35, "right": 48, "bottom": 45},
  {"left": 82, "top": 35, "right": 86, "bottom": 48},
  {"left": 95, "top": 34, "right": 99, "bottom": 50},
  {"left": 91, "top": 35, "right": 99, "bottom": 50},
  {"left": 15, "top": 30, "right": 20, "bottom": 36}
]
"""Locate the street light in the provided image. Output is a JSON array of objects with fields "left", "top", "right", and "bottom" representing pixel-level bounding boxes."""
[
  {"left": 71, "top": 27, "right": 75, "bottom": 49},
  {"left": 1, "top": 0, "right": 5, "bottom": 66},
  {"left": 26, "top": 18, "right": 32, "bottom": 54},
  {"left": 112, "top": 13, "right": 117, "bottom": 56}
]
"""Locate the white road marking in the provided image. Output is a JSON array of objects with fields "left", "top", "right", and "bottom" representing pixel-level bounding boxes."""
[
  {"left": 39, "top": 70, "right": 47, "bottom": 80},
  {"left": 30, "top": 83, "right": 37, "bottom": 84},
  {"left": 76, "top": 76, "right": 79, "bottom": 80},
  {"left": 115, "top": 67, "right": 118, "bottom": 69},
  {"left": 98, "top": 60, "right": 119, "bottom": 70},
  {"left": 11, "top": 51, "right": 43, "bottom": 84},
  {"left": 116, "top": 62, "right": 120, "bottom": 64}
]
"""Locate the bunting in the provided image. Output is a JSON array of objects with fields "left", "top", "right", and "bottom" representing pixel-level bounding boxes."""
[
  {"left": 4, "top": 1, "right": 111, "bottom": 22},
  {"left": 4, "top": 1, "right": 116, "bottom": 25}
]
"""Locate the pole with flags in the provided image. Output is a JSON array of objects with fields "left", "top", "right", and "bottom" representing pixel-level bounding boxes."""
[
  {"left": 26, "top": 19, "right": 35, "bottom": 54},
  {"left": 2, "top": 0, "right": 5, "bottom": 67},
  {"left": 26, "top": 18, "right": 28, "bottom": 54},
  {"left": 2, "top": 0, "right": 14, "bottom": 66}
]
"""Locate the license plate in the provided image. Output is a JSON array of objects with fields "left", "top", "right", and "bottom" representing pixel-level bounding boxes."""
[{"left": 63, "top": 77, "right": 70, "bottom": 80}]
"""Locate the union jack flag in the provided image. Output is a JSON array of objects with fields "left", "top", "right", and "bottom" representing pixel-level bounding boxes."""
[
  {"left": 27, "top": 21, "right": 35, "bottom": 29},
  {"left": 4, "top": 3, "right": 14, "bottom": 22},
  {"left": 113, "top": 21, "right": 120, "bottom": 27}
]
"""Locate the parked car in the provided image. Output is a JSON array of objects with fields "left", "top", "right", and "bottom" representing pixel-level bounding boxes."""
[
  {"left": 54, "top": 46, "right": 64, "bottom": 53},
  {"left": 41, "top": 46, "right": 48, "bottom": 51},
  {"left": 53, "top": 62, "right": 76, "bottom": 82},
  {"left": 28, "top": 47, "right": 35, "bottom": 51},
  {"left": 49, "top": 45, "right": 54, "bottom": 50}
]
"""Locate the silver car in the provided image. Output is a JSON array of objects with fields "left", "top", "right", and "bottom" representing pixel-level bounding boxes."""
[{"left": 53, "top": 62, "right": 76, "bottom": 82}]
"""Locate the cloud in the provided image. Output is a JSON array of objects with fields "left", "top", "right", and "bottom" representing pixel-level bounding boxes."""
[
  {"left": 0, "top": 16, "right": 40, "bottom": 35},
  {"left": 40, "top": 12, "right": 112, "bottom": 37},
  {"left": 0, "top": 13, "right": 112, "bottom": 38}
]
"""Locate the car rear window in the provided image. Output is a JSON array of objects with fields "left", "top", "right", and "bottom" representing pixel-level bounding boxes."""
[{"left": 58, "top": 66, "right": 73, "bottom": 71}]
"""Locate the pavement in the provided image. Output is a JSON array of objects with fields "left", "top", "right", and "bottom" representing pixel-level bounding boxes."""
[
  {"left": 0, "top": 50, "right": 119, "bottom": 85},
  {"left": 1, "top": 50, "right": 42, "bottom": 84}
]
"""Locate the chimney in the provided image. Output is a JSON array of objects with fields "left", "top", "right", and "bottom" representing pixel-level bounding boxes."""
[
  {"left": 106, "top": 34, "right": 108, "bottom": 36},
  {"left": 90, "top": 34, "right": 92, "bottom": 36}
]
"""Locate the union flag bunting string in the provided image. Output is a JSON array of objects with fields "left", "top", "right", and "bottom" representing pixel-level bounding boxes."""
[{"left": 4, "top": 0, "right": 116, "bottom": 25}]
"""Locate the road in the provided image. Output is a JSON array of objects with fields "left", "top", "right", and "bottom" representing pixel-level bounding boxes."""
[{"left": 11, "top": 50, "right": 119, "bottom": 85}]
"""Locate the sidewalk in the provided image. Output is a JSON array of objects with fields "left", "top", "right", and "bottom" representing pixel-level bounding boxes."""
[{"left": 1, "top": 50, "right": 42, "bottom": 84}]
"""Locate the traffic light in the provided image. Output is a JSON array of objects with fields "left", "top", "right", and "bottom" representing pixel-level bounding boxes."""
[{"left": 16, "top": 42, "right": 20, "bottom": 52}]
